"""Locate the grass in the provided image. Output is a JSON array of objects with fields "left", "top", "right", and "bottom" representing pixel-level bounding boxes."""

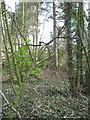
[{"left": 2, "top": 78, "right": 89, "bottom": 119}]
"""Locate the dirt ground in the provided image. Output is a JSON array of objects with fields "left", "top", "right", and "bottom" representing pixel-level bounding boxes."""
[{"left": 39, "top": 69, "right": 68, "bottom": 80}]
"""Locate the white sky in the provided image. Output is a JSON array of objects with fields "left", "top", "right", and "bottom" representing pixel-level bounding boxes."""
[{"left": 5, "top": 0, "right": 15, "bottom": 11}]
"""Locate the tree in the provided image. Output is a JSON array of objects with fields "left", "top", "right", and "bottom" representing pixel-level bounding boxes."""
[
  {"left": 0, "top": 3, "right": 2, "bottom": 119},
  {"left": 35, "top": 2, "right": 39, "bottom": 61},
  {"left": 53, "top": 2, "right": 58, "bottom": 68},
  {"left": 1, "top": 2, "right": 22, "bottom": 87},
  {"left": 87, "top": 1, "right": 90, "bottom": 115},
  {"left": 64, "top": 2, "right": 75, "bottom": 94},
  {"left": 76, "top": 2, "right": 85, "bottom": 90}
]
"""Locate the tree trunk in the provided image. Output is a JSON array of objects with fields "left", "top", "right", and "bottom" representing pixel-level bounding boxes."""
[
  {"left": 53, "top": 2, "right": 58, "bottom": 68},
  {"left": 87, "top": 1, "right": 90, "bottom": 115},
  {"left": 35, "top": 2, "right": 39, "bottom": 61},
  {"left": 76, "top": 2, "right": 84, "bottom": 91},
  {"left": 0, "top": 4, "right": 2, "bottom": 118},
  {"left": 64, "top": 2, "right": 75, "bottom": 94}
]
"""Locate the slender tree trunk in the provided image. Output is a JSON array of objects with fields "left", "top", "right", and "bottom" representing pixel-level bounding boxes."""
[
  {"left": 21, "top": 1, "right": 25, "bottom": 47},
  {"left": 53, "top": 2, "right": 58, "bottom": 68},
  {"left": 0, "top": 4, "right": 2, "bottom": 117},
  {"left": 35, "top": 2, "right": 39, "bottom": 61},
  {"left": 79, "top": 3, "right": 83, "bottom": 85},
  {"left": 87, "top": 2, "right": 90, "bottom": 115},
  {"left": 87, "top": 3, "right": 90, "bottom": 66},
  {"left": 33, "top": 32, "right": 35, "bottom": 51},
  {"left": 11, "top": 13, "right": 16, "bottom": 51},
  {"left": 0, "top": 4, "right": 2, "bottom": 78}
]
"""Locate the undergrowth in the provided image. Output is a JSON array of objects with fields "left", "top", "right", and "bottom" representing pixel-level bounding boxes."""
[{"left": 2, "top": 78, "right": 89, "bottom": 119}]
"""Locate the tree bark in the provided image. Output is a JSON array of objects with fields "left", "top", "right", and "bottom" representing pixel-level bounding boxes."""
[
  {"left": 87, "top": 1, "right": 90, "bottom": 115},
  {"left": 0, "top": 4, "right": 2, "bottom": 118},
  {"left": 76, "top": 2, "right": 84, "bottom": 89},
  {"left": 35, "top": 2, "right": 39, "bottom": 61},
  {"left": 64, "top": 2, "right": 75, "bottom": 94},
  {"left": 53, "top": 2, "right": 58, "bottom": 68}
]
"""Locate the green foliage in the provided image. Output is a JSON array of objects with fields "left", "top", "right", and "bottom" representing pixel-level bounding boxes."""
[
  {"left": 31, "top": 67, "right": 42, "bottom": 76},
  {"left": 20, "top": 46, "right": 28, "bottom": 51},
  {"left": 26, "top": 39, "right": 31, "bottom": 43},
  {"left": 3, "top": 46, "right": 43, "bottom": 78},
  {"left": 2, "top": 79, "right": 88, "bottom": 119}
]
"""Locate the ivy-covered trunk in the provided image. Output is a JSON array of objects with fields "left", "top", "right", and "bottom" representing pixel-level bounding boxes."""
[
  {"left": 76, "top": 2, "right": 84, "bottom": 90},
  {"left": 64, "top": 2, "right": 75, "bottom": 94},
  {"left": 0, "top": 4, "right": 2, "bottom": 119}
]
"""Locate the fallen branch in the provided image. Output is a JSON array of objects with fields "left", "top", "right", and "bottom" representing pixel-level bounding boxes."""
[
  {"left": 30, "top": 103, "right": 42, "bottom": 115},
  {"left": 0, "top": 90, "right": 21, "bottom": 119}
]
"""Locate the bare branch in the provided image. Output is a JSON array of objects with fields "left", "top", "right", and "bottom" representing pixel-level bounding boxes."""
[{"left": 0, "top": 90, "right": 21, "bottom": 119}]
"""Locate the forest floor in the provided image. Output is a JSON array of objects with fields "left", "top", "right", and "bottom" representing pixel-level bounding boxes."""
[
  {"left": 2, "top": 71, "right": 89, "bottom": 119},
  {"left": 2, "top": 69, "right": 68, "bottom": 81}
]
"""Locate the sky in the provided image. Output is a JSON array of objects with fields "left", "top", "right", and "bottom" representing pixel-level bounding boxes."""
[{"left": 5, "top": 0, "right": 15, "bottom": 12}]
